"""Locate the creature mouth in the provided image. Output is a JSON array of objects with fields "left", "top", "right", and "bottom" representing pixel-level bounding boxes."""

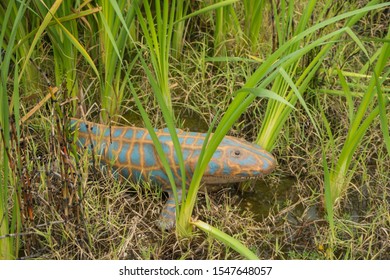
[{"left": 202, "top": 174, "right": 265, "bottom": 184}]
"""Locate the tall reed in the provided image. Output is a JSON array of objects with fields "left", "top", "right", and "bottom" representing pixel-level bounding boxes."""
[
  {"left": 98, "top": 0, "right": 139, "bottom": 121},
  {"left": 243, "top": 0, "right": 267, "bottom": 52},
  {"left": 34, "top": 0, "right": 79, "bottom": 110},
  {"left": 135, "top": 0, "right": 177, "bottom": 116},
  {"left": 0, "top": 0, "right": 27, "bottom": 260},
  {"left": 327, "top": 26, "right": 390, "bottom": 205}
]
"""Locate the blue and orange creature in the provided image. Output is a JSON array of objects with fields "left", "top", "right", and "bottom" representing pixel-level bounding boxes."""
[{"left": 70, "top": 118, "right": 276, "bottom": 229}]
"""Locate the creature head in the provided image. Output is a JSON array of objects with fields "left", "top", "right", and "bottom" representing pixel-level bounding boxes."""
[{"left": 202, "top": 136, "right": 276, "bottom": 184}]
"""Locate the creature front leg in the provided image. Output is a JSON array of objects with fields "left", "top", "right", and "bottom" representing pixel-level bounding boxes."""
[{"left": 157, "top": 188, "right": 182, "bottom": 230}]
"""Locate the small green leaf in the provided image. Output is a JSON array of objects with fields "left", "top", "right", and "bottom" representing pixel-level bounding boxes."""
[{"left": 235, "top": 87, "right": 295, "bottom": 109}]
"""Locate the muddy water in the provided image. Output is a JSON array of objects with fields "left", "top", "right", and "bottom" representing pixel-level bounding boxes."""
[{"left": 238, "top": 177, "right": 296, "bottom": 222}]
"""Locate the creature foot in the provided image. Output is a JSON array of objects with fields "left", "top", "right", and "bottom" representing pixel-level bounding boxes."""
[{"left": 156, "top": 203, "right": 176, "bottom": 230}]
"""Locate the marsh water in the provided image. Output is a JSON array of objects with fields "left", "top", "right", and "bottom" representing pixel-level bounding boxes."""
[{"left": 238, "top": 177, "right": 298, "bottom": 222}]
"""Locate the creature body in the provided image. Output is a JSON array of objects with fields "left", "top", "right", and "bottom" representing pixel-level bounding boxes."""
[{"left": 70, "top": 118, "right": 276, "bottom": 229}]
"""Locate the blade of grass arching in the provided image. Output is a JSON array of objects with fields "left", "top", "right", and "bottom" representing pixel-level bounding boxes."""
[
  {"left": 259, "top": 29, "right": 348, "bottom": 140},
  {"left": 257, "top": 50, "right": 321, "bottom": 150},
  {"left": 179, "top": 96, "right": 254, "bottom": 232},
  {"left": 345, "top": 27, "right": 370, "bottom": 59},
  {"left": 13, "top": 6, "right": 102, "bottom": 52},
  {"left": 256, "top": 0, "right": 322, "bottom": 149},
  {"left": 174, "top": 0, "right": 238, "bottom": 24},
  {"left": 247, "top": 29, "right": 346, "bottom": 149},
  {"left": 51, "top": 16, "right": 99, "bottom": 78},
  {"left": 235, "top": 88, "right": 295, "bottom": 109},
  {"left": 191, "top": 220, "right": 259, "bottom": 260},
  {"left": 191, "top": 72, "right": 288, "bottom": 179}
]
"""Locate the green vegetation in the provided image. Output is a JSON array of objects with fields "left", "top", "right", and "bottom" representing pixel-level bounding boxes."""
[{"left": 0, "top": 0, "right": 389, "bottom": 260}]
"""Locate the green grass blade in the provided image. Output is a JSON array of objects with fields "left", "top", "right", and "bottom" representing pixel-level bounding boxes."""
[
  {"left": 9, "top": 62, "right": 22, "bottom": 259},
  {"left": 108, "top": 0, "right": 132, "bottom": 39},
  {"left": 345, "top": 27, "right": 370, "bottom": 59},
  {"left": 132, "top": 49, "right": 186, "bottom": 220},
  {"left": 13, "top": 7, "right": 102, "bottom": 52},
  {"left": 129, "top": 83, "right": 178, "bottom": 194},
  {"left": 19, "top": 0, "right": 63, "bottom": 80},
  {"left": 322, "top": 150, "right": 335, "bottom": 258},
  {"left": 374, "top": 67, "right": 390, "bottom": 157},
  {"left": 52, "top": 16, "right": 99, "bottom": 79},
  {"left": 0, "top": 0, "right": 27, "bottom": 260},
  {"left": 336, "top": 68, "right": 354, "bottom": 124},
  {"left": 192, "top": 220, "right": 259, "bottom": 260},
  {"left": 178, "top": 110, "right": 221, "bottom": 233},
  {"left": 98, "top": 11, "right": 122, "bottom": 63},
  {"left": 278, "top": 67, "right": 320, "bottom": 135}
]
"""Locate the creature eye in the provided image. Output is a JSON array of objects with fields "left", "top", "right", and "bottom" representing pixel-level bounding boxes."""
[{"left": 232, "top": 149, "right": 241, "bottom": 157}]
